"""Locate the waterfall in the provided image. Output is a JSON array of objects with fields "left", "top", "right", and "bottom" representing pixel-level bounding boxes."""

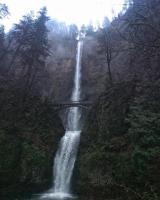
[{"left": 41, "top": 40, "right": 83, "bottom": 199}]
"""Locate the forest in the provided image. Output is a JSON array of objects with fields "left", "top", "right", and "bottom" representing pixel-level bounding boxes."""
[{"left": 0, "top": 0, "right": 160, "bottom": 200}]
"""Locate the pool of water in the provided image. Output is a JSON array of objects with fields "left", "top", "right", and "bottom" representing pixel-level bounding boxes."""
[{"left": 1, "top": 192, "right": 78, "bottom": 200}]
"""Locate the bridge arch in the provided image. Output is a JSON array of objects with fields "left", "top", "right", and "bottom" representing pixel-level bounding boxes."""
[{"left": 53, "top": 101, "right": 92, "bottom": 111}]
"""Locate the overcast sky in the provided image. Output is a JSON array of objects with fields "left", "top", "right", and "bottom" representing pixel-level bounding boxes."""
[{"left": 1, "top": 0, "right": 125, "bottom": 31}]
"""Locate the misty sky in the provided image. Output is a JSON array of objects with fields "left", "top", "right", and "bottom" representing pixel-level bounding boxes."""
[{"left": 1, "top": 0, "right": 124, "bottom": 31}]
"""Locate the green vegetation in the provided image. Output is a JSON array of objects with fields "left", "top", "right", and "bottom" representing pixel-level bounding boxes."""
[
  {"left": 77, "top": 0, "right": 160, "bottom": 199},
  {"left": 0, "top": 5, "right": 65, "bottom": 196},
  {"left": 0, "top": 94, "right": 64, "bottom": 194},
  {"left": 0, "top": 1, "right": 160, "bottom": 199},
  {"left": 77, "top": 81, "right": 160, "bottom": 200}
]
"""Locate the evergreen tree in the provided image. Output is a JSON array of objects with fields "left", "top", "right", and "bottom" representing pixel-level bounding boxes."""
[
  {"left": 7, "top": 14, "right": 35, "bottom": 72},
  {"left": 22, "top": 7, "right": 50, "bottom": 94},
  {"left": 0, "top": 4, "right": 9, "bottom": 69},
  {"left": 0, "top": 3, "right": 8, "bottom": 19},
  {"left": 9, "top": 8, "right": 50, "bottom": 97}
]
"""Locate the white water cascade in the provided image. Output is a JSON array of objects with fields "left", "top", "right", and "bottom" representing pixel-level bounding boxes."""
[{"left": 41, "top": 40, "right": 83, "bottom": 199}]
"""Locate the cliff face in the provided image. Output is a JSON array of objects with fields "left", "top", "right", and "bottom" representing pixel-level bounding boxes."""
[
  {"left": 81, "top": 35, "right": 106, "bottom": 101},
  {"left": 45, "top": 23, "right": 77, "bottom": 102},
  {"left": 47, "top": 57, "right": 75, "bottom": 102},
  {"left": 45, "top": 32, "right": 107, "bottom": 103}
]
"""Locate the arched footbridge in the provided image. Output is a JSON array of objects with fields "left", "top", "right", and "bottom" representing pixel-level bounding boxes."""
[{"left": 53, "top": 101, "right": 92, "bottom": 110}]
